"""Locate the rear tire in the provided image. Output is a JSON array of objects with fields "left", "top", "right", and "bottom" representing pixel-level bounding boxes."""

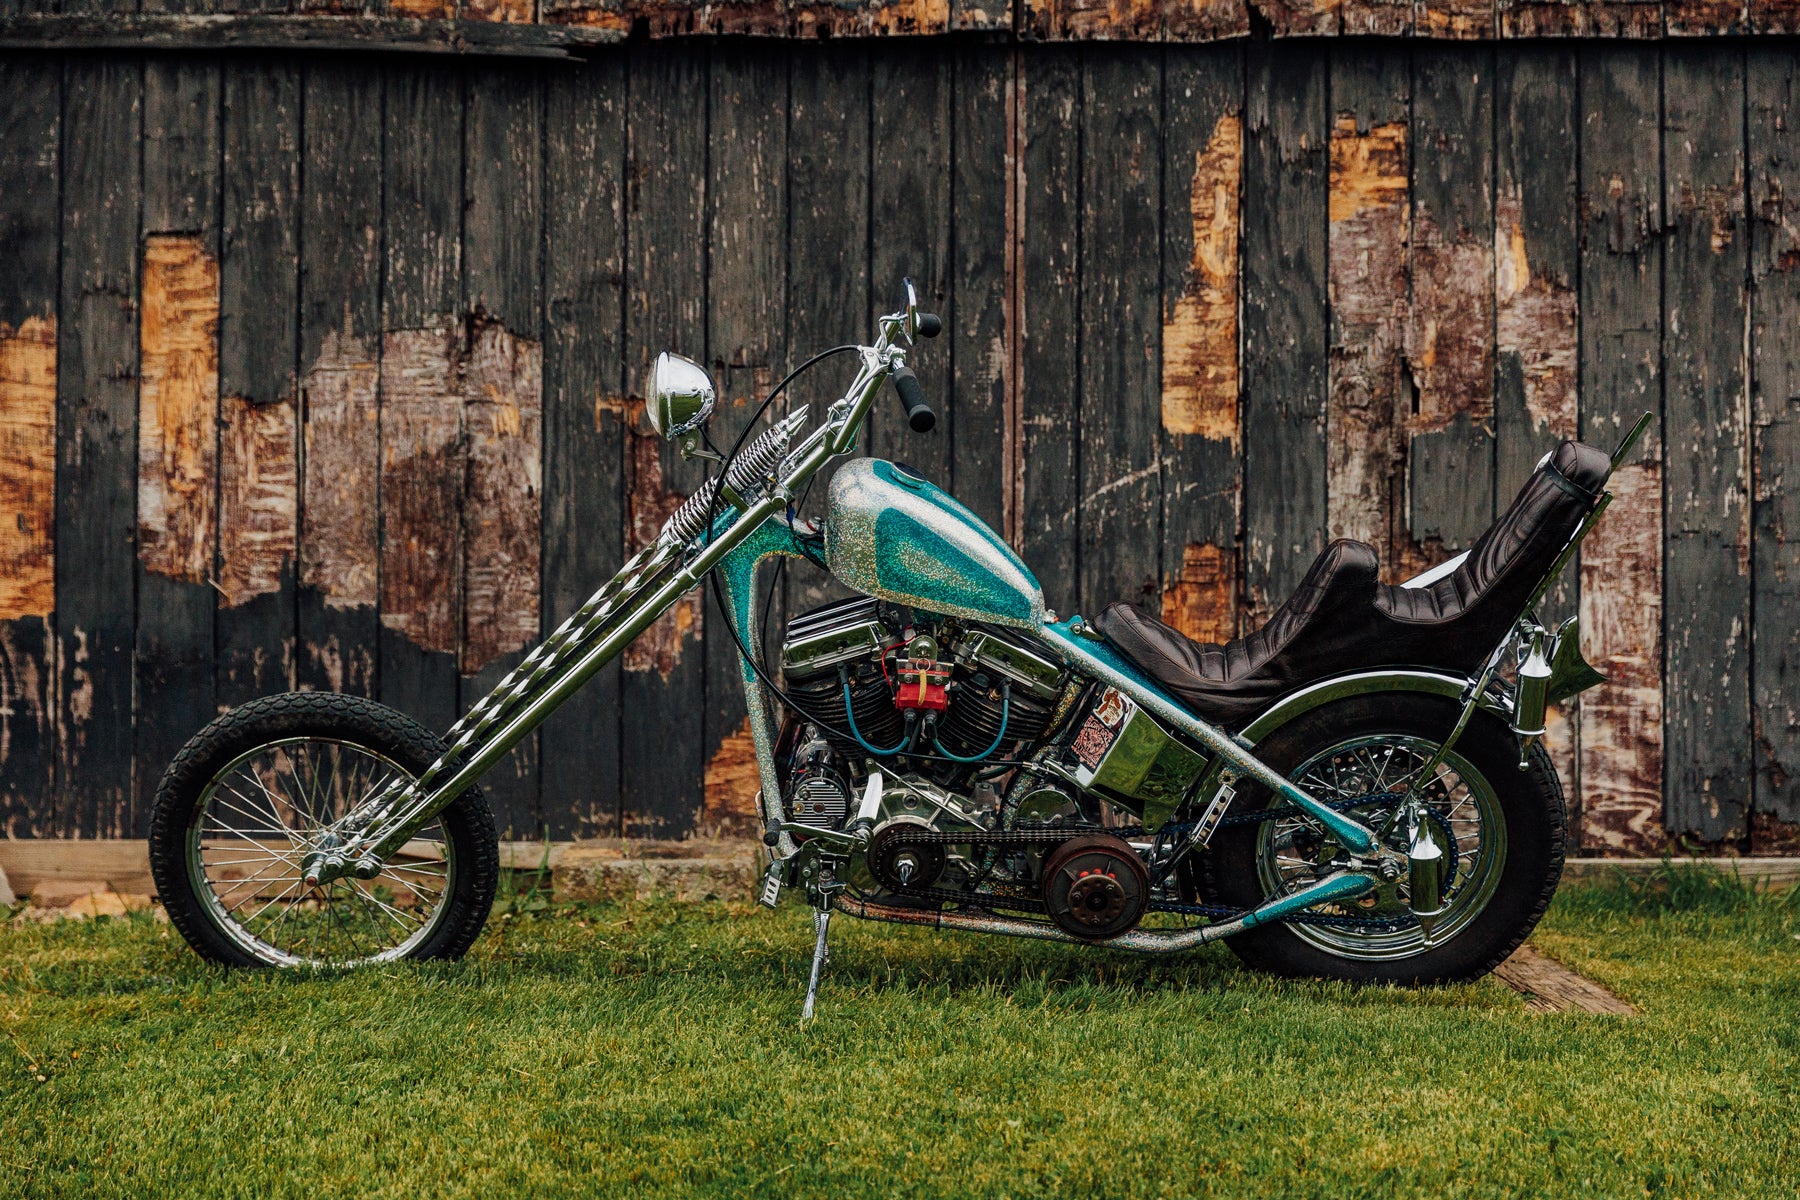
[
  {"left": 1197, "top": 693, "right": 1565, "bottom": 986},
  {"left": 148, "top": 692, "right": 499, "bottom": 968}
]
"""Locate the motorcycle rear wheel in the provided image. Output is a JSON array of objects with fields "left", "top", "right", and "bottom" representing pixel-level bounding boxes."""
[
  {"left": 1197, "top": 693, "right": 1566, "bottom": 986},
  {"left": 149, "top": 692, "right": 498, "bottom": 968}
]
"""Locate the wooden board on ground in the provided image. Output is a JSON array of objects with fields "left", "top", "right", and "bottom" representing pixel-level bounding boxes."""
[{"left": 1492, "top": 944, "right": 1636, "bottom": 1015}]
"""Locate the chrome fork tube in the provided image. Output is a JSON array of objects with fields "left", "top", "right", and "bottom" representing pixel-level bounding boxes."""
[{"left": 358, "top": 492, "right": 789, "bottom": 862}]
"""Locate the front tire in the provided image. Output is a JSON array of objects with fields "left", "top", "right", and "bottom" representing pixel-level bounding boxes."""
[
  {"left": 149, "top": 692, "right": 499, "bottom": 968},
  {"left": 1197, "top": 693, "right": 1565, "bottom": 986}
]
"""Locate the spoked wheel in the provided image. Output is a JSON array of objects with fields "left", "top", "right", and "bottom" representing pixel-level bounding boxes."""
[
  {"left": 1199, "top": 693, "right": 1566, "bottom": 985},
  {"left": 150, "top": 693, "right": 498, "bottom": 968}
]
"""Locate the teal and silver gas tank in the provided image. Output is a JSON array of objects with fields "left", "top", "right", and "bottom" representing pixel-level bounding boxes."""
[{"left": 823, "top": 459, "right": 1046, "bottom": 630}]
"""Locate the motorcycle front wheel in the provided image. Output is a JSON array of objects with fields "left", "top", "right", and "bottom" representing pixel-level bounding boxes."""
[
  {"left": 148, "top": 692, "right": 499, "bottom": 968},
  {"left": 1196, "top": 692, "right": 1566, "bottom": 986}
]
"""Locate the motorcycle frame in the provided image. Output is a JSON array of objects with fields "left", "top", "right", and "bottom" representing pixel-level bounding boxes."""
[{"left": 329, "top": 294, "right": 1644, "bottom": 941}]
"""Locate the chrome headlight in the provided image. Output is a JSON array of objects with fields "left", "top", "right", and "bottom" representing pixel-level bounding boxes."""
[{"left": 648, "top": 351, "right": 716, "bottom": 440}]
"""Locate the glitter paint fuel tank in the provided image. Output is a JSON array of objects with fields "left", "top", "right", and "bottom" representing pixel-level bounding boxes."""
[{"left": 821, "top": 459, "right": 1047, "bottom": 630}]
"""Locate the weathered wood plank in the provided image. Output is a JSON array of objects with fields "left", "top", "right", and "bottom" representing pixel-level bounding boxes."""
[
  {"left": 1586, "top": 0, "right": 1663, "bottom": 36},
  {"left": 0, "top": 55, "right": 59, "bottom": 835},
  {"left": 1344, "top": 0, "right": 1414, "bottom": 33},
  {"left": 1241, "top": 37, "right": 1329, "bottom": 627},
  {"left": 1495, "top": 44, "right": 1581, "bottom": 801},
  {"left": 1491, "top": 944, "right": 1636, "bottom": 1015},
  {"left": 1018, "top": 47, "right": 1081, "bottom": 616},
  {"left": 1077, "top": 48, "right": 1161, "bottom": 619},
  {"left": 297, "top": 60, "right": 382, "bottom": 699},
  {"left": 1497, "top": 0, "right": 1582, "bottom": 35},
  {"left": 1666, "top": 0, "right": 1741, "bottom": 34},
  {"left": 703, "top": 44, "right": 787, "bottom": 836},
  {"left": 1416, "top": 0, "right": 1496, "bottom": 36},
  {"left": 1161, "top": 43, "right": 1243, "bottom": 643},
  {"left": 1405, "top": 43, "right": 1495, "bottom": 578},
  {"left": 1325, "top": 45, "right": 1409, "bottom": 573},
  {"left": 55, "top": 57, "right": 139, "bottom": 837},
  {"left": 462, "top": 63, "right": 544, "bottom": 838},
  {"left": 1750, "top": 47, "right": 1800, "bottom": 841},
  {"left": 1750, "top": 0, "right": 1800, "bottom": 32},
  {"left": 1022, "top": 0, "right": 1162, "bottom": 40},
  {"left": 541, "top": 53, "right": 626, "bottom": 839},
  {"left": 1578, "top": 44, "right": 1665, "bottom": 855},
  {"left": 784, "top": 44, "right": 870, "bottom": 620},
  {"left": 869, "top": 44, "right": 951, "bottom": 485},
  {"left": 1252, "top": 0, "right": 1339, "bottom": 36},
  {"left": 622, "top": 42, "right": 708, "bottom": 838},
  {"left": 380, "top": 63, "right": 464, "bottom": 737},
  {"left": 952, "top": 44, "right": 1009, "bottom": 534},
  {"left": 136, "top": 60, "right": 223, "bottom": 837},
  {"left": 217, "top": 62, "right": 300, "bottom": 709},
  {"left": 1663, "top": 45, "right": 1751, "bottom": 844},
  {"left": 0, "top": 14, "right": 624, "bottom": 56}
]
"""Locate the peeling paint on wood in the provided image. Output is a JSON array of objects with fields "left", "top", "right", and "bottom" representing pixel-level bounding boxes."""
[
  {"left": 137, "top": 234, "right": 220, "bottom": 586},
  {"left": 702, "top": 716, "right": 761, "bottom": 834},
  {"left": 795, "top": 0, "right": 952, "bottom": 37},
  {"left": 1407, "top": 207, "right": 1494, "bottom": 437},
  {"left": 0, "top": 317, "right": 55, "bottom": 621},
  {"left": 1666, "top": 0, "right": 1745, "bottom": 35},
  {"left": 1584, "top": 0, "right": 1665, "bottom": 37},
  {"left": 1495, "top": 185, "right": 1578, "bottom": 441},
  {"left": 300, "top": 330, "right": 380, "bottom": 611},
  {"left": 1749, "top": 0, "right": 1800, "bottom": 32},
  {"left": 1416, "top": 0, "right": 1497, "bottom": 37},
  {"left": 613, "top": 398, "right": 699, "bottom": 678},
  {"left": 1249, "top": 0, "right": 1341, "bottom": 35},
  {"left": 388, "top": 0, "right": 455, "bottom": 18},
  {"left": 0, "top": 618, "right": 54, "bottom": 823},
  {"left": 1750, "top": 809, "right": 1800, "bottom": 855},
  {"left": 1166, "top": 0, "right": 1253, "bottom": 38},
  {"left": 539, "top": 1, "right": 631, "bottom": 33},
  {"left": 1163, "top": 112, "right": 1240, "bottom": 443},
  {"left": 1025, "top": 0, "right": 1158, "bottom": 39},
  {"left": 462, "top": 315, "right": 543, "bottom": 676},
  {"left": 1580, "top": 462, "right": 1667, "bottom": 855},
  {"left": 1327, "top": 114, "right": 1410, "bottom": 559},
  {"left": 1497, "top": 0, "right": 1580, "bottom": 35},
  {"left": 218, "top": 394, "right": 297, "bottom": 607},
  {"left": 462, "top": 0, "right": 535, "bottom": 22},
  {"left": 1160, "top": 541, "right": 1236, "bottom": 644},
  {"left": 379, "top": 322, "right": 463, "bottom": 657},
  {"left": 1342, "top": 0, "right": 1414, "bottom": 34}
]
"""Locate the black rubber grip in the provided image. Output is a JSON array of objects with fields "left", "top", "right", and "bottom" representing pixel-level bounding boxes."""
[
  {"left": 892, "top": 367, "right": 937, "bottom": 433},
  {"left": 916, "top": 312, "right": 943, "bottom": 338}
]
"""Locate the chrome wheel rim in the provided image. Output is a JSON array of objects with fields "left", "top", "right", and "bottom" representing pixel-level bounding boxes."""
[
  {"left": 1254, "top": 734, "right": 1506, "bottom": 961},
  {"left": 185, "top": 738, "right": 456, "bottom": 967}
]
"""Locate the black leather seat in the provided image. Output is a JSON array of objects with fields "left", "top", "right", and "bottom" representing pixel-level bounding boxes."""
[{"left": 1095, "top": 440, "right": 1612, "bottom": 726}]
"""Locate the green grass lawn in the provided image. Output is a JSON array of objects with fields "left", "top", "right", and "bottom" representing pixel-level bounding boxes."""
[{"left": 3, "top": 868, "right": 1796, "bottom": 1199}]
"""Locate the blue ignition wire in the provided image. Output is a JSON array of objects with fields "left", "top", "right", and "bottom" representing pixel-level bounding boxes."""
[
  {"left": 932, "top": 683, "right": 1011, "bottom": 763},
  {"left": 841, "top": 671, "right": 914, "bottom": 756}
]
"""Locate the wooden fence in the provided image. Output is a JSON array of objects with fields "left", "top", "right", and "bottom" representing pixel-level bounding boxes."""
[{"left": 1, "top": 31, "right": 1797, "bottom": 854}]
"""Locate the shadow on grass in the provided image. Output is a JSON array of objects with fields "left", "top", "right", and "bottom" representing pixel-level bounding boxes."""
[{"left": 2, "top": 896, "right": 1509, "bottom": 1017}]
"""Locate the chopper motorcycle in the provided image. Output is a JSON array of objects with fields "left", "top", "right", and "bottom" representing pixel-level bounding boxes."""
[{"left": 149, "top": 282, "right": 1648, "bottom": 1015}]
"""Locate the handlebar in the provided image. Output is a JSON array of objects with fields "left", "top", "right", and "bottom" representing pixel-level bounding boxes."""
[
  {"left": 891, "top": 367, "right": 936, "bottom": 433},
  {"left": 891, "top": 310, "right": 941, "bottom": 433}
]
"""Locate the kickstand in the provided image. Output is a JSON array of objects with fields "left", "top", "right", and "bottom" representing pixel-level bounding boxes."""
[{"left": 801, "top": 905, "right": 833, "bottom": 1020}]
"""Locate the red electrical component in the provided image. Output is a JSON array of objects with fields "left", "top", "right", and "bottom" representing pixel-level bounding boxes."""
[{"left": 891, "top": 655, "right": 951, "bottom": 711}]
